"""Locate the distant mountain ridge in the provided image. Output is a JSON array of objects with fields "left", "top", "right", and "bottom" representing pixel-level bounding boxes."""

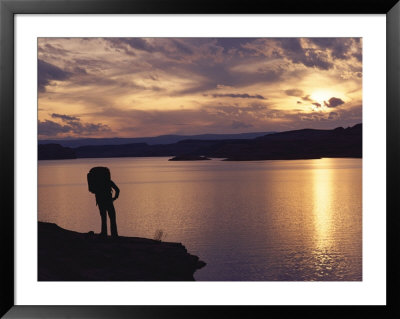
[
  {"left": 38, "top": 124, "right": 362, "bottom": 161},
  {"left": 38, "top": 144, "right": 76, "bottom": 160},
  {"left": 38, "top": 131, "right": 276, "bottom": 148}
]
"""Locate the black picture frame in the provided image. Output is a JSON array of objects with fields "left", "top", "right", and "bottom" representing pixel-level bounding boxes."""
[{"left": 1, "top": 0, "right": 399, "bottom": 318}]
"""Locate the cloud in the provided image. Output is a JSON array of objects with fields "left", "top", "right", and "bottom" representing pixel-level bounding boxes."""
[
  {"left": 301, "top": 95, "right": 313, "bottom": 102},
  {"left": 279, "top": 38, "right": 303, "bottom": 54},
  {"left": 330, "top": 42, "right": 351, "bottom": 60},
  {"left": 176, "top": 67, "right": 282, "bottom": 96},
  {"left": 38, "top": 120, "right": 72, "bottom": 136},
  {"left": 107, "top": 38, "right": 195, "bottom": 59},
  {"left": 117, "top": 38, "right": 154, "bottom": 52},
  {"left": 214, "top": 38, "right": 258, "bottom": 56},
  {"left": 353, "top": 52, "right": 362, "bottom": 62},
  {"left": 308, "top": 38, "right": 361, "bottom": 61},
  {"left": 38, "top": 59, "right": 71, "bottom": 92},
  {"left": 285, "top": 89, "right": 304, "bottom": 97},
  {"left": 38, "top": 43, "right": 71, "bottom": 55},
  {"left": 98, "top": 38, "right": 283, "bottom": 96},
  {"left": 308, "top": 38, "right": 337, "bottom": 48},
  {"left": 324, "top": 97, "right": 345, "bottom": 108},
  {"left": 73, "top": 66, "right": 87, "bottom": 75},
  {"left": 170, "top": 39, "right": 194, "bottom": 55},
  {"left": 312, "top": 102, "right": 321, "bottom": 107},
  {"left": 209, "top": 93, "right": 266, "bottom": 100},
  {"left": 37, "top": 38, "right": 362, "bottom": 136},
  {"left": 299, "top": 50, "right": 332, "bottom": 70},
  {"left": 276, "top": 38, "right": 333, "bottom": 70},
  {"left": 51, "top": 113, "right": 79, "bottom": 122},
  {"left": 38, "top": 115, "right": 111, "bottom": 137},
  {"left": 72, "top": 58, "right": 112, "bottom": 72}
]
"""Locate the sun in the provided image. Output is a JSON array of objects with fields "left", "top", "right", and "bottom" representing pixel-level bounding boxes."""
[{"left": 310, "top": 90, "right": 339, "bottom": 105}]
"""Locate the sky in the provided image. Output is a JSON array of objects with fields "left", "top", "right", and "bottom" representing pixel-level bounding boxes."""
[{"left": 38, "top": 38, "right": 362, "bottom": 139}]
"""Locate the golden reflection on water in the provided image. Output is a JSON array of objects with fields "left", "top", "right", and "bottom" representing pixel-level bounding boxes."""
[
  {"left": 312, "top": 163, "right": 333, "bottom": 248},
  {"left": 311, "top": 159, "right": 338, "bottom": 279}
]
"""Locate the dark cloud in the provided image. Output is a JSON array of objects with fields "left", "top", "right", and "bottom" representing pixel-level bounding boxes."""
[
  {"left": 312, "top": 102, "right": 321, "bottom": 107},
  {"left": 285, "top": 89, "right": 304, "bottom": 97},
  {"left": 107, "top": 38, "right": 195, "bottom": 59},
  {"left": 71, "top": 75, "right": 119, "bottom": 87},
  {"left": 308, "top": 38, "right": 337, "bottom": 48},
  {"left": 215, "top": 38, "right": 253, "bottom": 50},
  {"left": 353, "top": 52, "right": 362, "bottom": 62},
  {"left": 277, "top": 38, "right": 333, "bottom": 70},
  {"left": 72, "top": 58, "right": 111, "bottom": 71},
  {"left": 209, "top": 93, "right": 266, "bottom": 100},
  {"left": 107, "top": 38, "right": 260, "bottom": 64},
  {"left": 300, "top": 50, "right": 332, "bottom": 70},
  {"left": 38, "top": 59, "right": 71, "bottom": 92},
  {"left": 215, "top": 38, "right": 257, "bottom": 55},
  {"left": 73, "top": 66, "right": 87, "bottom": 75},
  {"left": 119, "top": 38, "right": 153, "bottom": 52},
  {"left": 177, "top": 67, "right": 282, "bottom": 96},
  {"left": 38, "top": 116, "right": 111, "bottom": 137},
  {"left": 38, "top": 120, "right": 71, "bottom": 136},
  {"left": 301, "top": 95, "right": 312, "bottom": 102},
  {"left": 324, "top": 97, "right": 345, "bottom": 108},
  {"left": 51, "top": 113, "right": 79, "bottom": 122},
  {"left": 330, "top": 42, "right": 350, "bottom": 60},
  {"left": 279, "top": 38, "right": 303, "bottom": 54},
  {"left": 297, "top": 101, "right": 302, "bottom": 104},
  {"left": 171, "top": 39, "right": 194, "bottom": 55},
  {"left": 309, "top": 38, "right": 361, "bottom": 61}
]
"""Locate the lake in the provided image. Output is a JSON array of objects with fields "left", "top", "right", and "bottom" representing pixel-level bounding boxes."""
[{"left": 38, "top": 157, "right": 362, "bottom": 281}]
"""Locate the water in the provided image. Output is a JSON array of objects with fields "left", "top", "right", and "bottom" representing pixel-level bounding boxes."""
[{"left": 38, "top": 157, "right": 362, "bottom": 281}]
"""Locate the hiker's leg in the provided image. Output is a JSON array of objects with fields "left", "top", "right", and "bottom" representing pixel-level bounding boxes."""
[
  {"left": 99, "top": 205, "right": 107, "bottom": 236},
  {"left": 107, "top": 202, "right": 118, "bottom": 238}
]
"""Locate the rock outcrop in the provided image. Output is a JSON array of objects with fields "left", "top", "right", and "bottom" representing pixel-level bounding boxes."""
[
  {"left": 168, "top": 155, "right": 211, "bottom": 161},
  {"left": 38, "top": 222, "right": 206, "bottom": 281}
]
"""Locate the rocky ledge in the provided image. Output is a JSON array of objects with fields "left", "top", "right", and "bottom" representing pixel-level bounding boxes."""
[{"left": 38, "top": 222, "right": 206, "bottom": 281}]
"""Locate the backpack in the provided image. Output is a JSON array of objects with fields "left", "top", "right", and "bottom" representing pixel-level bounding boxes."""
[{"left": 87, "top": 167, "right": 111, "bottom": 194}]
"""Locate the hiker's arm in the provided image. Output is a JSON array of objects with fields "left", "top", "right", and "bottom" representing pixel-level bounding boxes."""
[{"left": 111, "top": 181, "right": 120, "bottom": 200}]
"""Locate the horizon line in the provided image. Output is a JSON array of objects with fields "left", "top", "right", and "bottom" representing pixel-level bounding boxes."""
[{"left": 38, "top": 123, "right": 362, "bottom": 141}]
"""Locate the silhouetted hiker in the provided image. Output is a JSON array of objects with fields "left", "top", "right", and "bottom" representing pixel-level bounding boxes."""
[{"left": 87, "top": 167, "right": 120, "bottom": 238}]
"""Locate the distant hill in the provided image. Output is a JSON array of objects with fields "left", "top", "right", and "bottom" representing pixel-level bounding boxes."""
[
  {"left": 38, "top": 144, "right": 76, "bottom": 160},
  {"left": 218, "top": 124, "right": 362, "bottom": 160},
  {"left": 38, "top": 131, "right": 276, "bottom": 147},
  {"left": 38, "top": 124, "right": 362, "bottom": 161}
]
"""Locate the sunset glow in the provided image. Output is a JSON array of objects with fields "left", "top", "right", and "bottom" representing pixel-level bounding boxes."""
[{"left": 38, "top": 38, "right": 362, "bottom": 139}]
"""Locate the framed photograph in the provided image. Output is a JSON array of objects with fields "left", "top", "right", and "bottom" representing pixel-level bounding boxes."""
[{"left": 1, "top": 0, "right": 399, "bottom": 318}]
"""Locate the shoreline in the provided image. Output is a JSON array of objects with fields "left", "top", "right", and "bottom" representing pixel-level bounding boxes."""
[{"left": 38, "top": 155, "right": 362, "bottom": 161}]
